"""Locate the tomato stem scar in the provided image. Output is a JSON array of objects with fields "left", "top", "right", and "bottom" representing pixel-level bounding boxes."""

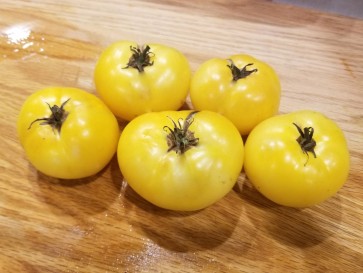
[
  {"left": 163, "top": 111, "right": 199, "bottom": 154},
  {"left": 28, "top": 98, "right": 70, "bottom": 134},
  {"left": 123, "top": 44, "right": 154, "bottom": 72},
  {"left": 227, "top": 60, "right": 258, "bottom": 81},
  {"left": 293, "top": 122, "right": 317, "bottom": 166}
]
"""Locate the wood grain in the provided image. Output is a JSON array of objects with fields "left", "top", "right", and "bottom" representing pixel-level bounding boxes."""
[{"left": 1, "top": 0, "right": 363, "bottom": 272}]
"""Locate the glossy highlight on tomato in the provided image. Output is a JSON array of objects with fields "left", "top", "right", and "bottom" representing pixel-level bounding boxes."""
[
  {"left": 117, "top": 110, "right": 244, "bottom": 211},
  {"left": 244, "top": 110, "right": 350, "bottom": 207},
  {"left": 17, "top": 87, "right": 120, "bottom": 179}
]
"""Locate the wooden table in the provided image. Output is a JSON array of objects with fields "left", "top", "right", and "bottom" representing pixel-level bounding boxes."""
[{"left": 1, "top": 1, "right": 362, "bottom": 272}]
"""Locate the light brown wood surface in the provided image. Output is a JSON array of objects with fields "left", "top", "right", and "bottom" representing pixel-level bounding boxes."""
[{"left": 1, "top": 1, "right": 363, "bottom": 272}]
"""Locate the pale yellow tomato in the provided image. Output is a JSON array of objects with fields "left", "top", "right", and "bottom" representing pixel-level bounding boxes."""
[
  {"left": 117, "top": 110, "right": 244, "bottom": 211},
  {"left": 190, "top": 54, "right": 281, "bottom": 135},
  {"left": 17, "top": 87, "right": 120, "bottom": 179},
  {"left": 94, "top": 41, "right": 191, "bottom": 121},
  {"left": 244, "top": 110, "right": 350, "bottom": 207}
]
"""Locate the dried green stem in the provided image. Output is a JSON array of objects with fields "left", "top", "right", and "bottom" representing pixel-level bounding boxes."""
[
  {"left": 227, "top": 60, "right": 257, "bottom": 81},
  {"left": 164, "top": 111, "right": 199, "bottom": 154},
  {"left": 124, "top": 45, "right": 154, "bottom": 72},
  {"left": 28, "top": 99, "right": 70, "bottom": 134}
]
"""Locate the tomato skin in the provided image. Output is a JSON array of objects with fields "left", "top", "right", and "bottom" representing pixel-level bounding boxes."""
[
  {"left": 17, "top": 87, "right": 120, "bottom": 179},
  {"left": 117, "top": 110, "right": 244, "bottom": 211},
  {"left": 244, "top": 110, "right": 350, "bottom": 207},
  {"left": 190, "top": 54, "right": 281, "bottom": 135},
  {"left": 94, "top": 41, "right": 191, "bottom": 121}
]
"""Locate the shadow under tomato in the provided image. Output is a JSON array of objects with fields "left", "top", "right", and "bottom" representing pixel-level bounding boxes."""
[
  {"left": 266, "top": 198, "right": 342, "bottom": 248},
  {"left": 31, "top": 155, "right": 122, "bottom": 217},
  {"left": 235, "top": 177, "right": 343, "bottom": 248},
  {"left": 233, "top": 176, "right": 281, "bottom": 209},
  {"left": 121, "top": 182, "right": 243, "bottom": 252},
  {"left": 178, "top": 100, "right": 193, "bottom": 111}
]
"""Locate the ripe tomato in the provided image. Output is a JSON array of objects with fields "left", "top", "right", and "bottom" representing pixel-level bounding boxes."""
[
  {"left": 17, "top": 87, "right": 120, "bottom": 179},
  {"left": 190, "top": 54, "right": 281, "bottom": 135},
  {"left": 94, "top": 41, "right": 191, "bottom": 121},
  {"left": 244, "top": 110, "right": 350, "bottom": 207},
  {"left": 117, "top": 110, "right": 244, "bottom": 211}
]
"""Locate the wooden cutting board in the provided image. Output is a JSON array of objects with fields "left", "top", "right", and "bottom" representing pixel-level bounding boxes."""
[{"left": 1, "top": 1, "right": 362, "bottom": 272}]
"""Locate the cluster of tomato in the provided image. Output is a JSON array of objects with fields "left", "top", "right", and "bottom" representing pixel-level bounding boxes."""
[{"left": 17, "top": 41, "right": 350, "bottom": 211}]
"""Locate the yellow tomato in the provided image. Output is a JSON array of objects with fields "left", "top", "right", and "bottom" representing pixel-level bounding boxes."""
[
  {"left": 94, "top": 41, "right": 191, "bottom": 121},
  {"left": 117, "top": 110, "right": 244, "bottom": 211},
  {"left": 190, "top": 54, "right": 281, "bottom": 135},
  {"left": 17, "top": 87, "right": 120, "bottom": 179},
  {"left": 244, "top": 110, "right": 350, "bottom": 207}
]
